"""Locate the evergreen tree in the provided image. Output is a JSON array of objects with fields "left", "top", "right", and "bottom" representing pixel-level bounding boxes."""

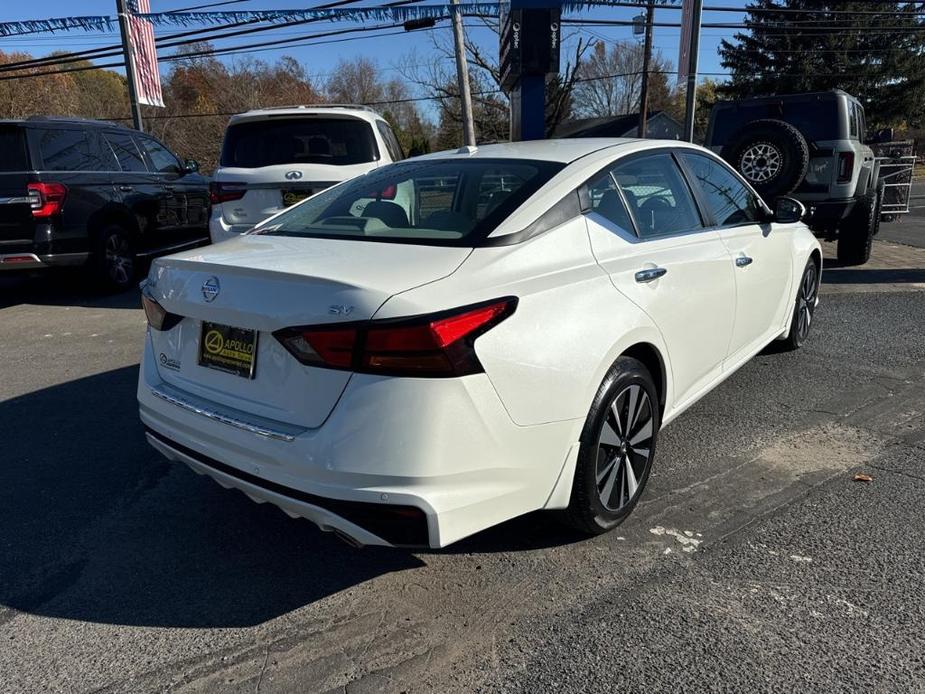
[{"left": 719, "top": 1, "right": 925, "bottom": 127}]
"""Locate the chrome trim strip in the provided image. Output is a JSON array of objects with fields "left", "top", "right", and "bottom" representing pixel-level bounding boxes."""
[
  {"left": 136, "top": 237, "right": 208, "bottom": 258},
  {"left": 0, "top": 196, "right": 30, "bottom": 205},
  {"left": 150, "top": 387, "right": 297, "bottom": 442}
]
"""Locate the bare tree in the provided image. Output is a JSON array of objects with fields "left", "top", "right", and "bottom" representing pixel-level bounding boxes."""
[
  {"left": 573, "top": 40, "right": 675, "bottom": 118},
  {"left": 400, "top": 18, "right": 590, "bottom": 145}
]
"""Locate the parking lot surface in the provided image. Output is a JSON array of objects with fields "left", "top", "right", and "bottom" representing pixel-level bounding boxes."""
[{"left": 1, "top": 232, "right": 924, "bottom": 692}]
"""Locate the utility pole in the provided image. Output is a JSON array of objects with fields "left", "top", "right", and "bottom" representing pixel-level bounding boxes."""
[
  {"left": 638, "top": 2, "right": 654, "bottom": 138},
  {"left": 450, "top": 0, "right": 476, "bottom": 146},
  {"left": 115, "top": 0, "right": 144, "bottom": 131},
  {"left": 681, "top": 0, "right": 703, "bottom": 142}
]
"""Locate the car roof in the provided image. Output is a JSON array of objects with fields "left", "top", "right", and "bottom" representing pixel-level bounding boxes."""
[
  {"left": 413, "top": 138, "right": 642, "bottom": 165},
  {"left": 229, "top": 104, "right": 385, "bottom": 124},
  {"left": 0, "top": 116, "right": 130, "bottom": 129}
]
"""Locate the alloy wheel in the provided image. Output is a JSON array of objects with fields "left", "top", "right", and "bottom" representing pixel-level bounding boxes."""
[
  {"left": 796, "top": 263, "right": 818, "bottom": 342},
  {"left": 105, "top": 233, "right": 134, "bottom": 287},
  {"left": 595, "top": 384, "right": 654, "bottom": 512},
  {"left": 740, "top": 143, "right": 783, "bottom": 183}
]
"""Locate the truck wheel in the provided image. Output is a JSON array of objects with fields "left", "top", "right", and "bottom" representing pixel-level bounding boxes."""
[
  {"left": 837, "top": 185, "right": 879, "bottom": 266},
  {"left": 93, "top": 225, "right": 136, "bottom": 292},
  {"left": 722, "top": 119, "right": 809, "bottom": 200}
]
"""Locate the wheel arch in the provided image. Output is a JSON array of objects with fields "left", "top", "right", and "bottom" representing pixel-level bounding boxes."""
[
  {"left": 620, "top": 342, "right": 667, "bottom": 419},
  {"left": 87, "top": 202, "right": 141, "bottom": 243}
]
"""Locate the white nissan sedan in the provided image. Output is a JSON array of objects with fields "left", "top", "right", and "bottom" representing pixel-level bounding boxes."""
[{"left": 138, "top": 139, "right": 821, "bottom": 548}]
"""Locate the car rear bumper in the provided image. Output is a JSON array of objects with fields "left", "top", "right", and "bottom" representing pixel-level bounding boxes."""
[
  {"left": 137, "top": 334, "right": 580, "bottom": 548},
  {"left": 805, "top": 198, "right": 856, "bottom": 228}
]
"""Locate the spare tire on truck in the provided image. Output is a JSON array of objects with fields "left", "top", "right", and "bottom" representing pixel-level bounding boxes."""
[{"left": 722, "top": 119, "right": 810, "bottom": 200}]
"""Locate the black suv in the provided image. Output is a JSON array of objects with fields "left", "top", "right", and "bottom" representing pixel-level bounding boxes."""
[
  {"left": 706, "top": 91, "right": 883, "bottom": 265},
  {"left": 0, "top": 117, "right": 210, "bottom": 290}
]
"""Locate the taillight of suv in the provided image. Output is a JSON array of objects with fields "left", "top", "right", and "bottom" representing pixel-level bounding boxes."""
[
  {"left": 210, "top": 181, "right": 247, "bottom": 204},
  {"left": 837, "top": 152, "right": 854, "bottom": 183},
  {"left": 27, "top": 182, "right": 67, "bottom": 218}
]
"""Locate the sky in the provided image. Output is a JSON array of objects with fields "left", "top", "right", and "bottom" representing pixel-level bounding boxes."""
[{"left": 1, "top": 1, "right": 748, "bottom": 117}]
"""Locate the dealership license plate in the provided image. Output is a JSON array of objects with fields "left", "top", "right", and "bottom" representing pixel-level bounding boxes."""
[
  {"left": 198, "top": 321, "right": 258, "bottom": 379},
  {"left": 282, "top": 189, "right": 312, "bottom": 207}
]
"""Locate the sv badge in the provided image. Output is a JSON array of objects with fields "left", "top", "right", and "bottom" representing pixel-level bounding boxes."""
[{"left": 328, "top": 305, "right": 355, "bottom": 316}]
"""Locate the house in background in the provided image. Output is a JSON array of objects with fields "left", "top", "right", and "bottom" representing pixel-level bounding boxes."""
[{"left": 554, "top": 111, "right": 683, "bottom": 140}]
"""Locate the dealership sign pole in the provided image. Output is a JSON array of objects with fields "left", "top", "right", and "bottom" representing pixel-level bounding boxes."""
[
  {"left": 116, "top": 0, "right": 165, "bottom": 132},
  {"left": 500, "top": 0, "right": 561, "bottom": 141}
]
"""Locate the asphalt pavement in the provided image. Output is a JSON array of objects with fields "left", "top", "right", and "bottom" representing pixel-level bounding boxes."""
[{"left": 1, "top": 236, "right": 923, "bottom": 693}]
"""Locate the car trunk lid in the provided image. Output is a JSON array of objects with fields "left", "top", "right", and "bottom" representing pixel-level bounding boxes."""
[{"left": 145, "top": 235, "right": 471, "bottom": 428}]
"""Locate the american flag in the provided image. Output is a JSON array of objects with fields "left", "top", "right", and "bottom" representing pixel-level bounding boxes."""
[{"left": 126, "top": 0, "right": 164, "bottom": 107}]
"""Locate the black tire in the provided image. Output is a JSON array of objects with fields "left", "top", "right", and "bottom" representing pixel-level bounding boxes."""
[
  {"left": 780, "top": 257, "right": 820, "bottom": 351},
  {"left": 722, "top": 119, "right": 810, "bottom": 200},
  {"left": 564, "top": 357, "right": 660, "bottom": 535},
  {"left": 837, "top": 183, "right": 880, "bottom": 266},
  {"left": 93, "top": 224, "right": 137, "bottom": 292}
]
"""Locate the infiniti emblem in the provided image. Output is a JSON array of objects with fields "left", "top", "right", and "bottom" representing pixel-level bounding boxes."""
[
  {"left": 202, "top": 276, "right": 220, "bottom": 302},
  {"left": 285, "top": 170, "right": 303, "bottom": 180}
]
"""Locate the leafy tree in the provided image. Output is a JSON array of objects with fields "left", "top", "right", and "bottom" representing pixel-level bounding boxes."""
[{"left": 719, "top": 1, "right": 925, "bottom": 127}]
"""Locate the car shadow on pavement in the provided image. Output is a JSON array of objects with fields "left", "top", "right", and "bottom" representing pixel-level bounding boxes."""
[
  {"left": 0, "top": 365, "right": 423, "bottom": 629},
  {"left": 821, "top": 267, "right": 925, "bottom": 285},
  {"left": 0, "top": 272, "right": 141, "bottom": 310}
]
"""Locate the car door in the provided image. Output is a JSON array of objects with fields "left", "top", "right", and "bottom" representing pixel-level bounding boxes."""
[
  {"left": 677, "top": 151, "right": 794, "bottom": 362},
  {"left": 583, "top": 150, "right": 736, "bottom": 408},
  {"left": 138, "top": 135, "right": 209, "bottom": 244},
  {"left": 103, "top": 130, "right": 165, "bottom": 254}
]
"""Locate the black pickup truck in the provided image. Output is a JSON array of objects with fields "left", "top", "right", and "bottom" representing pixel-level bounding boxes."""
[{"left": 0, "top": 117, "right": 210, "bottom": 290}]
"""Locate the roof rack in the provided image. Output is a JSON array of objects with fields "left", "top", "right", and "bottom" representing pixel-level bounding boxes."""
[
  {"left": 246, "top": 104, "right": 380, "bottom": 114},
  {"left": 25, "top": 115, "right": 128, "bottom": 128}
]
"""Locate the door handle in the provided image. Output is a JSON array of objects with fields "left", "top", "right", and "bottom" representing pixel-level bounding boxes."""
[
  {"left": 634, "top": 267, "right": 667, "bottom": 283},
  {"left": 164, "top": 184, "right": 176, "bottom": 191},
  {"left": 118, "top": 185, "right": 133, "bottom": 192},
  {"left": 735, "top": 256, "right": 754, "bottom": 268}
]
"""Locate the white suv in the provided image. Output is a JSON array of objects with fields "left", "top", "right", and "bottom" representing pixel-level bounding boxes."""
[{"left": 208, "top": 105, "right": 405, "bottom": 243}]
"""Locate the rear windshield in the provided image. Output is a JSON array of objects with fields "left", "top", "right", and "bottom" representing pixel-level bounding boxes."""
[
  {"left": 0, "top": 126, "right": 29, "bottom": 171},
  {"left": 710, "top": 98, "right": 841, "bottom": 145},
  {"left": 220, "top": 117, "right": 378, "bottom": 168},
  {"left": 251, "top": 158, "right": 565, "bottom": 246}
]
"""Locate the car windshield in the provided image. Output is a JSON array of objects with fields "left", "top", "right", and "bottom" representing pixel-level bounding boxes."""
[
  {"left": 220, "top": 117, "right": 378, "bottom": 167},
  {"left": 251, "top": 158, "right": 565, "bottom": 246}
]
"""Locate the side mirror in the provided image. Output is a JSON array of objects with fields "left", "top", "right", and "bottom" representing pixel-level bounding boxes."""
[
  {"left": 183, "top": 159, "right": 200, "bottom": 174},
  {"left": 774, "top": 197, "right": 806, "bottom": 224}
]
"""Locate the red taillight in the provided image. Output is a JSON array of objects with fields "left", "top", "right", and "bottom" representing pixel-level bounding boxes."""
[
  {"left": 27, "top": 182, "right": 67, "bottom": 218},
  {"left": 141, "top": 289, "right": 183, "bottom": 331},
  {"left": 210, "top": 181, "right": 246, "bottom": 204},
  {"left": 274, "top": 298, "right": 517, "bottom": 377},
  {"left": 837, "top": 151, "right": 854, "bottom": 183}
]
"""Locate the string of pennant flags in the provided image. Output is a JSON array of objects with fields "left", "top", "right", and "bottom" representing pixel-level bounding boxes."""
[{"left": 0, "top": 0, "right": 683, "bottom": 38}]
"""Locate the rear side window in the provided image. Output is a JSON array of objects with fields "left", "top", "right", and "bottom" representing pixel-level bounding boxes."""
[
  {"left": 376, "top": 121, "right": 404, "bottom": 161},
  {"left": 0, "top": 126, "right": 29, "bottom": 171},
  {"left": 32, "top": 127, "right": 116, "bottom": 171},
  {"left": 104, "top": 132, "right": 147, "bottom": 172},
  {"left": 678, "top": 152, "right": 763, "bottom": 226},
  {"left": 611, "top": 153, "right": 703, "bottom": 238},
  {"left": 585, "top": 169, "right": 635, "bottom": 235},
  {"left": 221, "top": 117, "right": 379, "bottom": 168}
]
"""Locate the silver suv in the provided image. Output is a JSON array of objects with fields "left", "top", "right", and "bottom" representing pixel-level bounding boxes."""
[
  {"left": 209, "top": 105, "right": 405, "bottom": 243},
  {"left": 706, "top": 90, "right": 883, "bottom": 265}
]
